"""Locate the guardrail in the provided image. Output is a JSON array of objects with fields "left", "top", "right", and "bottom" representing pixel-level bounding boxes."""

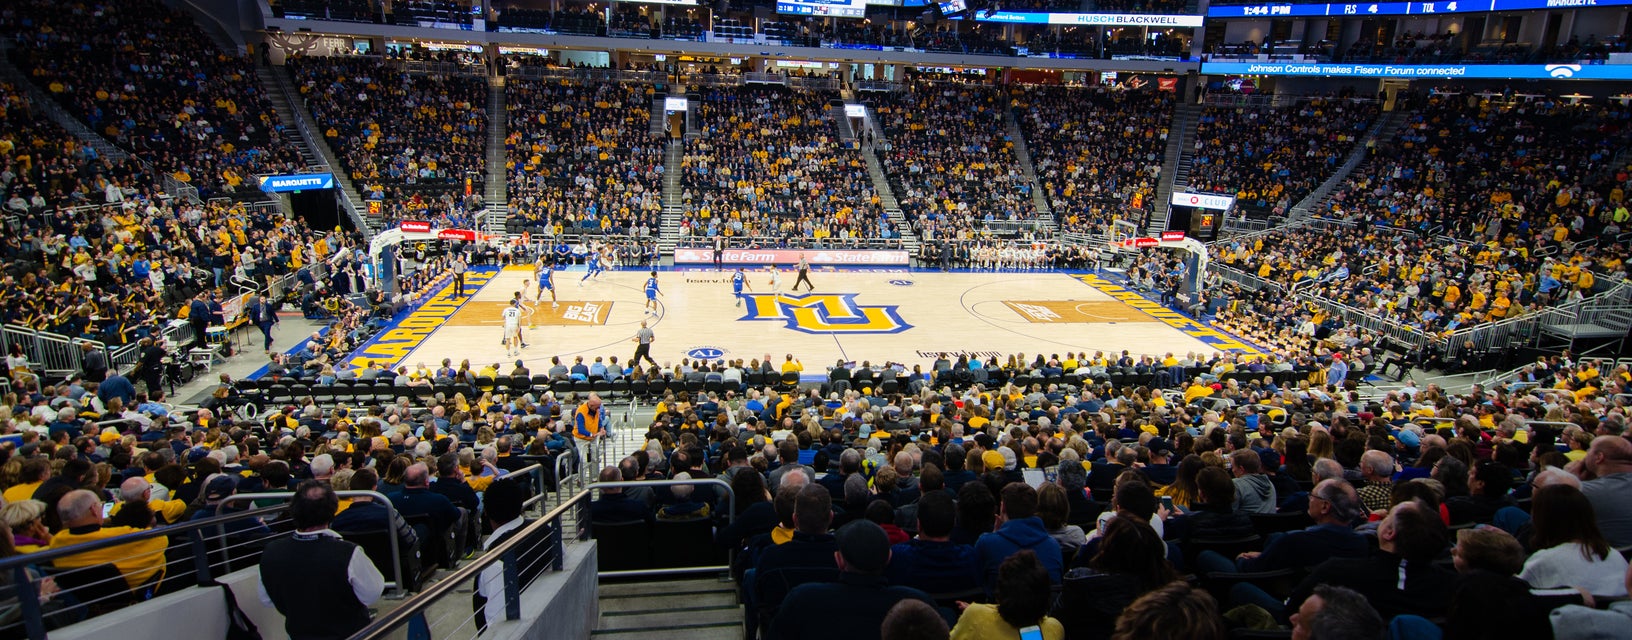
[
  {"left": 348, "top": 488, "right": 589, "bottom": 640},
  {"left": 220, "top": 490, "right": 408, "bottom": 594},
  {"left": 1211, "top": 264, "right": 1286, "bottom": 293},
  {"left": 0, "top": 501, "right": 292, "bottom": 640},
  {"left": 587, "top": 478, "right": 736, "bottom": 578},
  {"left": 0, "top": 325, "right": 106, "bottom": 381}
]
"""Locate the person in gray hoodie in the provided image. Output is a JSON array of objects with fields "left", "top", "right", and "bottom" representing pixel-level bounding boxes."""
[{"left": 1231, "top": 449, "right": 1278, "bottom": 514}]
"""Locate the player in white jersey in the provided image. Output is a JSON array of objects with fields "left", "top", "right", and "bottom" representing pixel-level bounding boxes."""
[
  {"left": 767, "top": 266, "right": 783, "bottom": 293},
  {"left": 501, "top": 299, "right": 527, "bottom": 356}
]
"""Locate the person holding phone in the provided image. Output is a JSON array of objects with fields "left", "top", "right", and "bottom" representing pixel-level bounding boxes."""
[{"left": 951, "top": 550, "right": 1064, "bottom": 640}]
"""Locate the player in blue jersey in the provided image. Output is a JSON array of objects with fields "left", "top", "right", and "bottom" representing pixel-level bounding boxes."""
[
  {"left": 574, "top": 243, "right": 600, "bottom": 285},
  {"left": 534, "top": 257, "right": 558, "bottom": 309},
  {"left": 644, "top": 271, "right": 663, "bottom": 315},
  {"left": 731, "top": 267, "right": 752, "bottom": 307}
]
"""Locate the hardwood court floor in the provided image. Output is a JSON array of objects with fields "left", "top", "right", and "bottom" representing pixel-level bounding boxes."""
[{"left": 376, "top": 266, "right": 1261, "bottom": 374}]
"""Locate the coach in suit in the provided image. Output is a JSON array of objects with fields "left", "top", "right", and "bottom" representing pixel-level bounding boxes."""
[{"left": 248, "top": 295, "right": 279, "bottom": 351}]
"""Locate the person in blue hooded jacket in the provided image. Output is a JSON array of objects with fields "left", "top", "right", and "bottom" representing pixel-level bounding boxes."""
[{"left": 974, "top": 482, "right": 1063, "bottom": 597}]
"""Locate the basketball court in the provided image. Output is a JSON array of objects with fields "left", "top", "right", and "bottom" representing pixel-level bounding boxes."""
[{"left": 340, "top": 266, "right": 1263, "bottom": 376}]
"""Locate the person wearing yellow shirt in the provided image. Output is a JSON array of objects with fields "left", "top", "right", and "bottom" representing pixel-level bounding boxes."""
[
  {"left": 50, "top": 490, "right": 168, "bottom": 591},
  {"left": 781, "top": 355, "right": 804, "bottom": 375},
  {"left": 1183, "top": 379, "right": 1214, "bottom": 405},
  {"left": 1442, "top": 282, "right": 1462, "bottom": 308},
  {"left": 107, "top": 477, "right": 188, "bottom": 525},
  {"left": 3, "top": 459, "right": 50, "bottom": 504}
]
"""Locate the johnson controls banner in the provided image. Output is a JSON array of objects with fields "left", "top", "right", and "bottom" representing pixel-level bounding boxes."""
[
  {"left": 1201, "top": 61, "right": 1632, "bottom": 80},
  {"left": 973, "top": 11, "right": 1205, "bottom": 26},
  {"left": 673, "top": 248, "right": 911, "bottom": 266}
]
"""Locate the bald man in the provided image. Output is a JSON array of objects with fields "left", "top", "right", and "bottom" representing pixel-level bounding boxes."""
[
  {"left": 1579, "top": 436, "right": 1632, "bottom": 548},
  {"left": 113, "top": 476, "right": 188, "bottom": 524},
  {"left": 49, "top": 490, "right": 169, "bottom": 589}
]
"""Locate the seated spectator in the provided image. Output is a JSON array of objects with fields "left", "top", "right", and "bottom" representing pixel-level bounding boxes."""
[
  {"left": 1268, "top": 500, "right": 1455, "bottom": 621},
  {"left": 430, "top": 452, "right": 481, "bottom": 513},
  {"left": 1, "top": 500, "right": 53, "bottom": 554},
  {"left": 1577, "top": 435, "right": 1632, "bottom": 549},
  {"left": 1521, "top": 484, "right": 1630, "bottom": 596},
  {"left": 1198, "top": 478, "right": 1368, "bottom": 574},
  {"left": 189, "top": 474, "right": 272, "bottom": 538},
  {"left": 975, "top": 482, "right": 1064, "bottom": 597},
  {"left": 1168, "top": 466, "right": 1254, "bottom": 548},
  {"left": 587, "top": 463, "right": 649, "bottom": 525},
  {"left": 1449, "top": 527, "right": 1591, "bottom": 640},
  {"left": 952, "top": 550, "right": 1063, "bottom": 640},
  {"left": 331, "top": 468, "right": 420, "bottom": 556},
  {"left": 48, "top": 490, "right": 168, "bottom": 591},
  {"left": 1231, "top": 449, "right": 1278, "bottom": 514},
  {"left": 1037, "top": 483, "right": 1086, "bottom": 554},
  {"left": 258, "top": 480, "right": 384, "bottom": 640},
  {"left": 1447, "top": 460, "right": 1515, "bottom": 525},
  {"left": 768, "top": 520, "right": 936, "bottom": 640},
  {"left": 888, "top": 490, "right": 980, "bottom": 596},
  {"left": 658, "top": 472, "right": 712, "bottom": 520},
  {"left": 1287, "top": 584, "right": 1386, "bottom": 640},
  {"left": 1056, "top": 515, "right": 1179, "bottom": 640},
  {"left": 754, "top": 483, "right": 838, "bottom": 575},
  {"left": 1111, "top": 581, "right": 1227, "bottom": 640},
  {"left": 882, "top": 599, "right": 949, "bottom": 640},
  {"left": 389, "top": 462, "right": 461, "bottom": 539}
]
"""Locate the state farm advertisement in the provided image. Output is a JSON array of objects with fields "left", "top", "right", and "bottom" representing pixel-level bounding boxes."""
[{"left": 673, "top": 248, "right": 911, "bottom": 266}]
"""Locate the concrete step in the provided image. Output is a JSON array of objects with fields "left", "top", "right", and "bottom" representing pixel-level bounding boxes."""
[
  {"left": 601, "top": 591, "right": 738, "bottom": 614},
  {"left": 598, "top": 577, "right": 733, "bottom": 598},
  {"left": 591, "top": 624, "right": 744, "bottom": 639},
  {"left": 597, "top": 607, "right": 741, "bottom": 632}
]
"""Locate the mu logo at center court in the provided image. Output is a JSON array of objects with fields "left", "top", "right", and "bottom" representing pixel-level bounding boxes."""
[{"left": 740, "top": 293, "right": 912, "bottom": 334}]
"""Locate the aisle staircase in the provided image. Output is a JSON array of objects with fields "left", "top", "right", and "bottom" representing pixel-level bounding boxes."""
[
  {"left": 1286, "top": 108, "right": 1412, "bottom": 222},
  {"left": 485, "top": 79, "right": 507, "bottom": 208},
  {"left": 1151, "top": 102, "right": 1202, "bottom": 234},
  {"left": 858, "top": 109, "right": 914, "bottom": 251},
  {"left": 593, "top": 578, "right": 742, "bottom": 640},
  {"left": 1004, "top": 107, "right": 1054, "bottom": 224},
  {"left": 265, "top": 63, "right": 376, "bottom": 235},
  {"left": 257, "top": 71, "right": 325, "bottom": 171},
  {"left": 660, "top": 139, "right": 685, "bottom": 253},
  {"left": 650, "top": 97, "right": 668, "bottom": 137}
]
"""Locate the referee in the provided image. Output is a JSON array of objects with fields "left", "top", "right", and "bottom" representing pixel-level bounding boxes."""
[
  {"left": 631, "top": 319, "right": 658, "bottom": 368},
  {"left": 793, "top": 254, "right": 814, "bottom": 292},
  {"left": 451, "top": 254, "right": 468, "bottom": 299}
]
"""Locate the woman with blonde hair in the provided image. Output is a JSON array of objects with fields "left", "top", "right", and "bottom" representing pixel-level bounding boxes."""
[
  {"left": 0, "top": 500, "right": 51, "bottom": 553},
  {"left": 1308, "top": 429, "right": 1335, "bottom": 460}
]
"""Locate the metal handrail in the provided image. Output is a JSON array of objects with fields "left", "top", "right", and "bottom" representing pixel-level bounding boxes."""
[
  {"left": 0, "top": 502, "right": 286, "bottom": 573},
  {"left": 347, "top": 487, "right": 594, "bottom": 640},
  {"left": 587, "top": 478, "right": 737, "bottom": 578},
  {"left": 499, "top": 463, "right": 549, "bottom": 509},
  {"left": 219, "top": 490, "right": 405, "bottom": 592}
]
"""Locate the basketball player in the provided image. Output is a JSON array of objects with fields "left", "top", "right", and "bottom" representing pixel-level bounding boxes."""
[
  {"left": 793, "top": 254, "right": 814, "bottom": 292},
  {"left": 767, "top": 266, "right": 783, "bottom": 293},
  {"left": 644, "top": 270, "right": 663, "bottom": 315},
  {"left": 501, "top": 299, "right": 526, "bottom": 356},
  {"left": 535, "top": 256, "right": 557, "bottom": 309},
  {"left": 579, "top": 243, "right": 607, "bottom": 286},
  {"left": 731, "top": 266, "right": 752, "bottom": 307}
]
